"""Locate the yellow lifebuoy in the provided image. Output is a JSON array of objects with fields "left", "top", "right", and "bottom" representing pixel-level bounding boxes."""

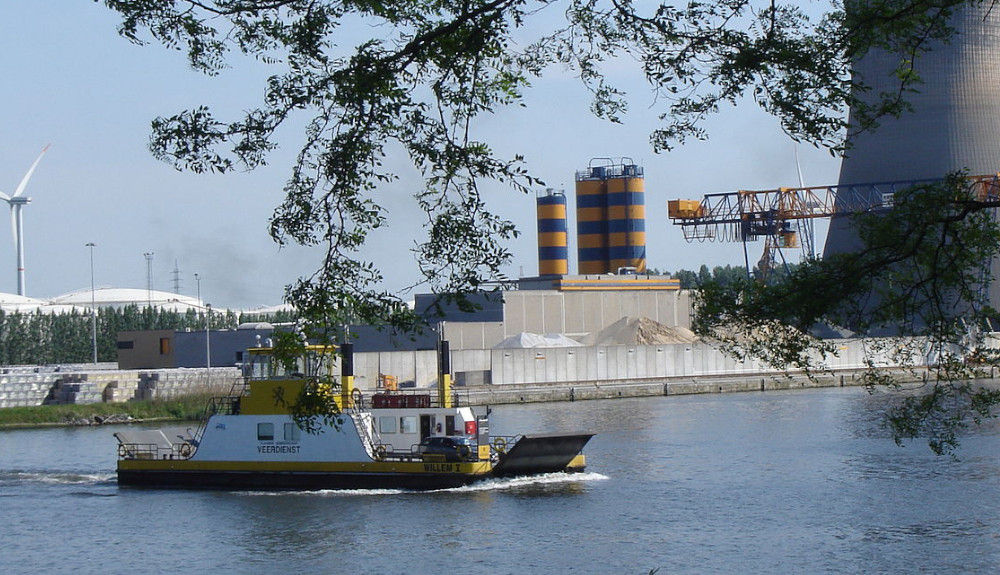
[
  {"left": 458, "top": 444, "right": 471, "bottom": 459},
  {"left": 493, "top": 437, "right": 507, "bottom": 454},
  {"left": 351, "top": 388, "right": 364, "bottom": 408},
  {"left": 178, "top": 443, "right": 193, "bottom": 458},
  {"left": 117, "top": 444, "right": 127, "bottom": 458}
]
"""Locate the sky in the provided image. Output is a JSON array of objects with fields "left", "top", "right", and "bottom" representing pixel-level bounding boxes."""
[{"left": 0, "top": 3, "right": 843, "bottom": 309}]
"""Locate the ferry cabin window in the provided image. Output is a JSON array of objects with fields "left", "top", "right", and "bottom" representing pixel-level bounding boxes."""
[
  {"left": 283, "top": 422, "right": 301, "bottom": 442},
  {"left": 248, "top": 355, "right": 270, "bottom": 379},
  {"left": 257, "top": 423, "right": 274, "bottom": 441},
  {"left": 379, "top": 417, "right": 397, "bottom": 434},
  {"left": 399, "top": 416, "right": 418, "bottom": 434}
]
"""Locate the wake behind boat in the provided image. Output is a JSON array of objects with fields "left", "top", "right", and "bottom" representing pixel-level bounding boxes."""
[{"left": 115, "top": 344, "right": 592, "bottom": 490}]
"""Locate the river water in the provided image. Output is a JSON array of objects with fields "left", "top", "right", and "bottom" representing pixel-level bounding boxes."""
[{"left": 2, "top": 386, "right": 1000, "bottom": 574}]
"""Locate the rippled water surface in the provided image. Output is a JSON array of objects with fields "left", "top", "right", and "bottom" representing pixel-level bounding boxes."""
[{"left": 3, "top": 387, "right": 1000, "bottom": 574}]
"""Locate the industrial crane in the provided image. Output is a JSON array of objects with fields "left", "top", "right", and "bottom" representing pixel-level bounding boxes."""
[{"left": 668, "top": 174, "right": 1000, "bottom": 279}]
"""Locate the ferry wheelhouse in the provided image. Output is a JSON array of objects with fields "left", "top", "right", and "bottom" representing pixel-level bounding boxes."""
[{"left": 115, "top": 344, "right": 592, "bottom": 490}]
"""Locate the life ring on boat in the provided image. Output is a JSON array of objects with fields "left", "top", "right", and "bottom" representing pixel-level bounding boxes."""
[
  {"left": 117, "top": 444, "right": 127, "bottom": 458},
  {"left": 492, "top": 437, "right": 507, "bottom": 454},
  {"left": 458, "top": 445, "right": 471, "bottom": 459},
  {"left": 351, "top": 388, "right": 364, "bottom": 408},
  {"left": 374, "top": 444, "right": 387, "bottom": 460},
  {"left": 178, "top": 443, "right": 193, "bottom": 458}
]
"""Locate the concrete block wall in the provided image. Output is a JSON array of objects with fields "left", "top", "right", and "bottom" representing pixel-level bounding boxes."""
[
  {"left": 0, "top": 366, "right": 241, "bottom": 408},
  {"left": 0, "top": 372, "right": 55, "bottom": 408},
  {"left": 137, "top": 368, "right": 241, "bottom": 400}
]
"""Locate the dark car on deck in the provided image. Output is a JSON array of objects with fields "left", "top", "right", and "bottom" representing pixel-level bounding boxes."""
[{"left": 417, "top": 436, "right": 476, "bottom": 462}]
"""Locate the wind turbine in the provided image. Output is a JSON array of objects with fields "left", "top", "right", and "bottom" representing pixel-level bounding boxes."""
[{"left": 0, "top": 145, "right": 50, "bottom": 296}]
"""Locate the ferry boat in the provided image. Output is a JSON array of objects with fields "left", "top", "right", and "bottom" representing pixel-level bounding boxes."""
[{"left": 115, "top": 344, "right": 592, "bottom": 490}]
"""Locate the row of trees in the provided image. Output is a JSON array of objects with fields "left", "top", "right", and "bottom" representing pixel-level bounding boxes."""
[
  {"left": 650, "top": 264, "right": 802, "bottom": 289},
  {"left": 0, "top": 306, "right": 295, "bottom": 366}
]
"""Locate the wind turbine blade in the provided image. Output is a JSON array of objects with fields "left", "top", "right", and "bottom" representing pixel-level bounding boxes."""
[
  {"left": 0, "top": 190, "right": 9, "bottom": 202},
  {"left": 13, "top": 144, "right": 51, "bottom": 198}
]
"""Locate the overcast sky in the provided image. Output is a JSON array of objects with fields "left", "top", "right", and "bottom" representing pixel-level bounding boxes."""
[{"left": 0, "top": 3, "right": 842, "bottom": 309}]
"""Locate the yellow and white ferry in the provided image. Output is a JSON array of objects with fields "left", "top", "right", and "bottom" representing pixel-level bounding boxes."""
[{"left": 115, "top": 344, "right": 592, "bottom": 490}]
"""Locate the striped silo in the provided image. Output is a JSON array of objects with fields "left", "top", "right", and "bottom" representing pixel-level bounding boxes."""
[
  {"left": 607, "top": 164, "right": 647, "bottom": 272},
  {"left": 536, "top": 189, "right": 569, "bottom": 276},
  {"left": 822, "top": 4, "right": 1000, "bottom": 308},
  {"left": 576, "top": 160, "right": 647, "bottom": 274},
  {"left": 576, "top": 166, "right": 609, "bottom": 274}
]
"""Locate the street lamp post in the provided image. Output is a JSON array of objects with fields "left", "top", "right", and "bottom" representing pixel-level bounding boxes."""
[
  {"left": 195, "top": 273, "right": 211, "bottom": 381},
  {"left": 143, "top": 251, "right": 154, "bottom": 308},
  {"left": 86, "top": 242, "right": 97, "bottom": 364},
  {"left": 205, "top": 303, "right": 212, "bottom": 385}
]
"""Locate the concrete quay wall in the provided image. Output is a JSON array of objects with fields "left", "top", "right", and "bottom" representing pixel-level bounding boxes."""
[{"left": 455, "top": 368, "right": 922, "bottom": 406}]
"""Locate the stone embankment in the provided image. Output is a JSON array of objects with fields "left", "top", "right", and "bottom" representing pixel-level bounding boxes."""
[{"left": 0, "top": 366, "right": 241, "bottom": 408}]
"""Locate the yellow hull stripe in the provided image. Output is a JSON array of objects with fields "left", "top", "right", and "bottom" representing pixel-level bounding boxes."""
[{"left": 119, "top": 459, "right": 493, "bottom": 475}]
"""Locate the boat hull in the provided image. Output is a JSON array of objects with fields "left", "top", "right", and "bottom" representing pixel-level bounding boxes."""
[
  {"left": 117, "top": 468, "right": 486, "bottom": 491},
  {"left": 117, "top": 435, "right": 591, "bottom": 491}
]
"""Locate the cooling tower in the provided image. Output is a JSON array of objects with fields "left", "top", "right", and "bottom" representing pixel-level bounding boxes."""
[
  {"left": 824, "top": 5, "right": 1000, "bottom": 256},
  {"left": 536, "top": 189, "right": 569, "bottom": 276},
  {"left": 576, "top": 161, "right": 647, "bottom": 274},
  {"left": 823, "top": 5, "right": 1000, "bottom": 311}
]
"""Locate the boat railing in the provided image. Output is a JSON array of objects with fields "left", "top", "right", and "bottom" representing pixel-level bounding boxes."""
[
  {"left": 207, "top": 395, "right": 242, "bottom": 416},
  {"left": 367, "top": 388, "right": 468, "bottom": 409},
  {"left": 191, "top": 395, "right": 241, "bottom": 445},
  {"left": 117, "top": 442, "right": 194, "bottom": 461}
]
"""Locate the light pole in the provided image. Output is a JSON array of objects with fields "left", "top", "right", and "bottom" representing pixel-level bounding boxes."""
[
  {"left": 143, "top": 251, "right": 154, "bottom": 308},
  {"left": 86, "top": 242, "right": 97, "bottom": 364},
  {"left": 205, "top": 302, "right": 212, "bottom": 385},
  {"left": 195, "top": 273, "right": 210, "bottom": 384}
]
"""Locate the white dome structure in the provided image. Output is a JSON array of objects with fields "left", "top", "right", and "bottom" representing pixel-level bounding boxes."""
[
  {"left": 51, "top": 287, "right": 204, "bottom": 312},
  {"left": 0, "top": 292, "right": 81, "bottom": 314},
  {"left": 239, "top": 303, "right": 293, "bottom": 315}
]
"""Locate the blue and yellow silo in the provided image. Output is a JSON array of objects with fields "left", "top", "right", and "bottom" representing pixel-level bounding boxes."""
[
  {"left": 575, "top": 160, "right": 646, "bottom": 274},
  {"left": 536, "top": 189, "right": 569, "bottom": 276},
  {"left": 576, "top": 166, "right": 608, "bottom": 274}
]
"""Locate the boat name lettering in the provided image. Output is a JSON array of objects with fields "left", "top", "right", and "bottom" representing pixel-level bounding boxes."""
[
  {"left": 257, "top": 445, "right": 301, "bottom": 454},
  {"left": 423, "top": 463, "right": 456, "bottom": 473}
]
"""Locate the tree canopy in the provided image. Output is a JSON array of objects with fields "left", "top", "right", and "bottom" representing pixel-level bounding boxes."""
[
  {"left": 100, "top": 0, "right": 981, "bottom": 324},
  {"left": 99, "top": 0, "right": 1000, "bottom": 451}
]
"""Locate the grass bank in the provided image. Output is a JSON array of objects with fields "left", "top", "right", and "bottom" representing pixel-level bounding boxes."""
[{"left": 0, "top": 393, "right": 214, "bottom": 428}]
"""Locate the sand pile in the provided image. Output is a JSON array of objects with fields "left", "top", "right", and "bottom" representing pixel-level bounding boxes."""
[{"left": 587, "top": 316, "right": 700, "bottom": 346}]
